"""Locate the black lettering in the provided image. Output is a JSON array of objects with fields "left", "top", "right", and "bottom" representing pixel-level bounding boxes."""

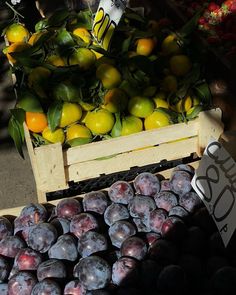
[
  {"left": 206, "top": 141, "right": 221, "bottom": 161},
  {"left": 220, "top": 224, "right": 228, "bottom": 233}
]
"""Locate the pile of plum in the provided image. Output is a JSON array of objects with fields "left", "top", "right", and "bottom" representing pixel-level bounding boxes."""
[{"left": 1, "top": 164, "right": 236, "bottom": 294}]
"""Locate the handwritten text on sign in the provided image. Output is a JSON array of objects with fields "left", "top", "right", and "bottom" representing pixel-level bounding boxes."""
[
  {"left": 192, "top": 141, "right": 236, "bottom": 247},
  {"left": 92, "top": 0, "right": 127, "bottom": 50}
]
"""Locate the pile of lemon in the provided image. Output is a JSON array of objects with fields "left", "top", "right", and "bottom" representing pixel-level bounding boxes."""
[{"left": 3, "top": 9, "right": 204, "bottom": 146}]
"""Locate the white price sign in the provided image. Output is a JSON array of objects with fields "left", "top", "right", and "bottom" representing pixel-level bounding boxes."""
[
  {"left": 192, "top": 141, "right": 236, "bottom": 247},
  {"left": 92, "top": 0, "right": 127, "bottom": 50}
]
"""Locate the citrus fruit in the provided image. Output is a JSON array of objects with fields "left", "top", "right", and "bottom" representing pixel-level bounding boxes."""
[
  {"left": 96, "top": 64, "right": 122, "bottom": 90},
  {"left": 69, "top": 48, "right": 96, "bottom": 70},
  {"left": 101, "top": 88, "right": 128, "bottom": 113},
  {"left": 136, "top": 38, "right": 156, "bottom": 56},
  {"left": 59, "top": 103, "right": 82, "bottom": 128},
  {"left": 169, "top": 55, "right": 192, "bottom": 77},
  {"left": 46, "top": 55, "right": 66, "bottom": 67},
  {"left": 95, "top": 56, "right": 116, "bottom": 68},
  {"left": 73, "top": 27, "right": 91, "bottom": 44},
  {"left": 80, "top": 111, "right": 90, "bottom": 124},
  {"left": 121, "top": 115, "right": 143, "bottom": 136},
  {"left": 79, "top": 101, "right": 97, "bottom": 111},
  {"left": 162, "top": 75, "right": 178, "bottom": 93},
  {"left": 53, "top": 81, "right": 80, "bottom": 102},
  {"left": 28, "top": 31, "right": 45, "bottom": 45},
  {"left": 16, "top": 90, "right": 43, "bottom": 112},
  {"left": 153, "top": 98, "right": 169, "bottom": 109},
  {"left": 143, "top": 86, "right": 157, "bottom": 97},
  {"left": 153, "top": 91, "right": 166, "bottom": 100},
  {"left": 5, "top": 23, "right": 29, "bottom": 43},
  {"left": 85, "top": 109, "right": 115, "bottom": 135},
  {"left": 28, "top": 67, "right": 51, "bottom": 98},
  {"left": 148, "top": 20, "right": 159, "bottom": 34},
  {"left": 26, "top": 112, "right": 48, "bottom": 133},
  {"left": 144, "top": 109, "right": 171, "bottom": 130},
  {"left": 66, "top": 124, "right": 92, "bottom": 141},
  {"left": 5, "top": 42, "right": 31, "bottom": 64},
  {"left": 35, "top": 19, "right": 48, "bottom": 32},
  {"left": 161, "top": 34, "right": 181, "bottom": 56},
  {"left": 120, "top": 80, "right": 139, "bottom": 97},
  {"left": 128, "top": 96, "right": 154, "bottom": 118},
  {"left": 174, "top": 96, "right": 193, "bottom": 113},
  {"left": 91, "top": 41, "right": 104, "bottom": 59},
  {"left": 42, "top": 127, "right": 65, "bottom": 144}
]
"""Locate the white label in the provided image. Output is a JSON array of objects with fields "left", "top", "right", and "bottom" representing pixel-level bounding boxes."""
[
  {"left": 92, "top": 0, "right": 127, "bottom": 50},
  {"left": 191, "top": 141, "right": 236, "bottom": 247}
]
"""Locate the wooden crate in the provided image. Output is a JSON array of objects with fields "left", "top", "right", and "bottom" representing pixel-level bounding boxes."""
[{"left": 24, "top": 108, "right": 223, "bottom": 203}]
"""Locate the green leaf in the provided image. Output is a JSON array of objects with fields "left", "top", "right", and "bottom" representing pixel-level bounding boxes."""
[
  {"left": 186, "top": 105, "right": 203, "bottom": 120},
  {"left": 66, "top": 137, "right": 92, "bottom": 147},
  {"left": 193, "top": 82, "right": 212, "bottom": 105},
  {"left": 10, "top": 108, "right": 25, "bottom": 142},
  {"left": 133, "top": 30, "right": 154, "bottom": 40},
  {"left": 8, "top": 116, "right": 24, "bottom": 158},
  {"left": 31, "top": 133, "right": 50, "bottom": 147},
  {"left": 111, "top": 113, "right": 122, "bottom": 138},
  {"left": 47, "top": 101, "right": 63, "bottom": 132},
  {"left": 125, "top": 9, "right": 145, "bottom": 23},
  {"left": 77, "top": 10, "right": 93, "bottom": 30},
  {"left": 122, "top": 36, "right": 132, "bottom": 53},
  {"left": 47, "top": 9, "right": 70, "bottom": 27},
  {"left": 179, "top": 10, "right": 203, "bottom": 38},
  {"left": 55, "top": 28, "right": 75, "bottom": 47},
  {"left": 17, "top": 90, "right": 43, "bottom": 113}
]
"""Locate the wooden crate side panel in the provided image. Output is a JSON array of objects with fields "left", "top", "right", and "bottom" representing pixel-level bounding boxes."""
[
  {"left": 66, "top": 137, "right": 198, "bottom": 182},
  {"left": 34, "top": 144, "right": 68, "bottom": 192},
  {"left": 0, "top": 161, "right": 200, "bottom": 217},
  {"left": 198, "top": 108, "right": 224, "bottom": 155},
  {"left": 64, "top": 119, "right": 200, "bottom": 165}
]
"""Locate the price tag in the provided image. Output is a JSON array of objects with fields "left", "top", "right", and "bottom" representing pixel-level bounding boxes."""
[
  {"left": 92, "top": 0, "right": 127, "bottom": 50},
  {"left": 192, "top": 141, "right": 236, "bottom": 247}
]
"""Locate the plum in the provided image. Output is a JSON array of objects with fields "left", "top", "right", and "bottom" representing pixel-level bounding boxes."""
[
  {"left": 14, "top": 248, "right": 43, "bottom": 271},
  {"left": 148, "top": 208, "right": 168, "bottom": 233},
  {"left": 56, "top": 198, "right": 82, "bottom": 220},
  {"left": 0, "top": 216, "right": 13, "bottom": 239},
  {"left": 109, "top": 220, "right": 136, "bottom": 248},
  {"left": 70, "top": 213, "right": 99, "bottom": 239},
  {"left": 169, "top": 170, "right": 192, "bottom": 196},
  {"left": 64, "top": 280, "right": 86, "bottom": 295},
  {"left": 0, "top": 235, "right": 25, "bottom": 258},
  {"left": 154, "top": 191, "right": 178, "bottom": 212},
  {"left": 108, "top": 181, "right": 134, "bottom": 204},
  {"left": 134, "top": 172, "right": 160, "bottom": 197},
  {"left": 112, "top": 257, "right": 139, "bottom": 286},
  {"left": 161, "top": 216, "right": 187, "bottom": 242},
  {"left": 104, "top": 203, "right": 129, "bottom": 226},
  {"left": 0, "top": 256, "right": 10, "bottom": 282},
  {"left": 83, "top": 191, "right": 108, "bottom": 215},
  {"left": 179, "top": 192, "right": 202, "bottom": 213},
  {"left": 73, "top": 256, "right": 111, "bottom": 290},
  {"left": 37, "top": 259, "right": 67, "bottom": 281},
  {"left": 8, "top": 271, "right": 37, "bottom": 295},
  {"left": 128, "top": 195, "right": 156, "bottom": 222},
  {"left": 120, "top": 236, "right": 147, "bottom": 261},
  {"left": 210, "top": 266, "right": 236, "bottom": 294},
  {"left": 31, "top": 279, "right": 62, "bottom": 295},
  {"left": 50, "top": 217, "right": 70, "bottom": 235}
]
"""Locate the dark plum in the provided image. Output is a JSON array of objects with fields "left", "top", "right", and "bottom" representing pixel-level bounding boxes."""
[
  {"left": 169, "top": 170, "right": 192, "bottom": 196},
  {"left": 104, "top": 203, "right": 129, "bottom": 226},
  {"left": 116, "top": 288, "right": 142, "bottom": 295},
  {"left": 70, "top": 213, "right": 99, "bottom": 239},
  {"left": 48, "top": 234, "right": 78, "bottom": 261},
  {"left": 148, "top": 208, "right": 168, "bottom": 233},
  {"left": 145, "top": 232, "right": 161, "bottom": 248},
  {"left": 73, "top": 256, "right": 111, "bottom": 290},
  {"left": 179, "top": 192, "right": 202, "bottom": 213},
  {"left": 168, "top": 205, "right": 189, "bottom": 219},
  {"left": 14, "top": 203, "right": 47, "bottom": 233},
  {"left": 8, "top": 271, "right": 37, "bottom": 295},
  {"left": 156, "top": 264, "right": 187, "bottom": 293},
  {"left": 83, "top": 191, "right": 108, "bottom": 214},
  {"left": 149, "top": 239, "right": 178, "bottom": 265},
  {"left": 0, "top": 235, "right": 25, "bottom": 258},
  {"left": 182, "top": 226, "right": 207, "bottom": 257},
  {"left": 37, "top": 259, "right": 67, "bottom": 281},
  {"left": 192, "top": 207, "right": 216, "bottom": 234},
  {"left": 134, "top": 172, "right": 160, "bottom": 197},
  {"left": 50, "top": 217, "right": 70, "bottom": 235},
  {"left": 112, "top": 257, "right": 139, "bottom": 286},
  {"left": 173, "top": 164, "right": 195, "bottom": 174},
  {"left": 120, "top": 236, "right": 147, "bottom": 261},
  {"left": 108, "top": 181, "right": 134, "bottom": 205},
  {"left": 206, "top": 256, "right": 229, "bottom": 277},
  {"left": 128, "top": 195, "right": 156, "bottom": 221},
  {"left": 77, "top": 231, "right": 107, "bottom": 258},
  {"left": 0, "top": 256, "right": 10, "bottom": 282},
  {"left": 14, "top": 248, "right": 43, "bottom": 271},
  {"left": 160, "top": 179, "right": 171, "bottom": 192},
  {"left": 0, "top": 216, "right": 13, "bottom": 239},
  {"left": 108, "top": 220, "right": 136, "bottom": 248},
  {"left": 208, "top": 231, "right": 226, "bottom": 256},
  {"left": 161, "top": 216, "right": 187, "bottom": 242},
  {"left": 132, "top": 218, "right": 150, "bottom": 233},
  {"left": 86, "top": 290, "right": 110, "bottom": 295},
  {"left": 31, "top": 279, "right": 61, "bottom": 295},
  {"left": 0, "top": 283, "right": 8, "bottom": 295},
  {"left": 64, "top": 280, "right": 86, "bottom": 295},
  {"left": 154, "top": 191, "right": 178, "bottom": 212},
  {"left": 210, "top": 266, "right": 236, "bottom": 294},
  {"left": 56, "top": 198, "right": 82, "bottom": 220},
  {"left": 140, "top": 259, "right": 163, "bottom": 289},
  {"left": 28, "top": 222, "right": 57, "bottom": 253}
]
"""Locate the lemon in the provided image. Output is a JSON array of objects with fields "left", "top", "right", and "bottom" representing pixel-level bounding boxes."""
[
  {"left": 69, "top": 48, "right": 96, "bottom": 70},
  {"left": 42, "top": 127, "right": 65, "bottom": 144},
  {"left": 128, "top": 96, "right": 154, "bottom": 118},
  {"left": 169, "top": 55, "right": 192, "bottom": 77},
  {"left": 96, "top": 64, "right": 122, "bottom": 90},
  {"left": 153, "top": 98, "right": 169, "bottom": 109},
  {"left": 174, "top": 96, "right": 193, "bottom": 113},
  {"left": 144, "top": 109, "right": 171, "bottom": 130},
  {"left": 66, "top": 124, "right": 92, "bottom": 141},
  {"left": 101, "top": 88, "right": 128, "bottom": 113},
  {"left": 46, "top": 55, "right": 65, "bottom": 67},
  {"left": 162, "top": 75, "right": 178, "bottom": 93},
  {"left": 85, "top": 109, "right": 115, "bottom": 135},
  {"left": 6, "top": 23, "right": 29, "bottom": 43},
  {"left": 73, "top": 27, "right": 91, "bottom": 44},
  {"left": 161, "top": 34, "right": 181, "bottom": 56},
  {"left": 28, "top": 66, "right": 51, "bottom": 98},
  {"left": 121, "top": 115, "right": 143, "bottom": 136},
  {"left": 59, "top": 103, "right": 82, "bottom": 128}
]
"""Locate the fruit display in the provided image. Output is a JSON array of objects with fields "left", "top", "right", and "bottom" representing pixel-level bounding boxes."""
[
  {"left": 169, "top": 0, "right": 236, "bottom": 61},
  {"left": 2, "top": 5, "right": 212, "bottom": 156},
  {"left": 0, "top": 163, "right": 236, "bottom": 294}
]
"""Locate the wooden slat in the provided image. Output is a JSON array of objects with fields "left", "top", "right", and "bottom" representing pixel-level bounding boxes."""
[
  {"left": 67, "top": 137, "right": 198, "bottom": 182},
  {"left": 0, "top": 160, "right": 200, "bottom": 217},
  {"left": 64, "top": 119, "right": 199, "bottom": 165},
  {"left": 34, "top": 143, "right": 68, "bottom": 193}
]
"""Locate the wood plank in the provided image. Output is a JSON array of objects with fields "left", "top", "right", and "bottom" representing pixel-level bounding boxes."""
[
  {"left": 67, "top": 137, "right": 198, "bottom": 182},
  {"left": 64, "top": 119, "right": 199, "bottom": 165},
  {"left": 34, "top": 143, "right": 68, "bottom": 192}
]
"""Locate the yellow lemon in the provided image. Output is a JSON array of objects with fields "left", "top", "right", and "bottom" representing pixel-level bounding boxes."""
[
  {"left": 144, "top": 109, "right": 171, "bottom": 130},
  {"left": 42, "top": 127, "right": 65, "bottom": 144},
  {"left": 59, "top": 103, "right": 82, "bottom": 128},
  {"left": 73, "top": 27, "right": 91, "bottom": 44},
  {"left": 161, "top": 34, "right": 182, "bottom": 56},
  {"left": 169, "top": 55, "right": 192, "bottom": 77},
  {"left": 153, "top": 98, "right": 169, "bottom": 109},
  {"left": 66, "top": 124, "right": 92, "bottom": 141},
  {"left": 85, "top": 109, "right": 115, "bottom": 135}
]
